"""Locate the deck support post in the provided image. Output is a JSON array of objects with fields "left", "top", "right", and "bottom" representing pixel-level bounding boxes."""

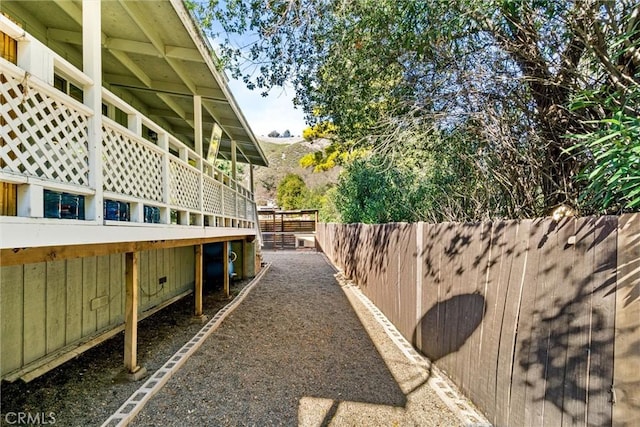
[
  {"left": 223, "top": 241, "right": 230, "bottom": 298},
  {"left": 194, "top": 244, "right": 204, "bottom": 317},
  {"left": 124, "top": 252, "right": 143, "bottom": 376},
  {"left": 242, "top": 239, "right": 249, "bottom": 279}
]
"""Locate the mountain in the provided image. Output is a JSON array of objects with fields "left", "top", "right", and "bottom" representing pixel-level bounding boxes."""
[{"left": 242, "top": 137, "right": 340, "bottom": 207}]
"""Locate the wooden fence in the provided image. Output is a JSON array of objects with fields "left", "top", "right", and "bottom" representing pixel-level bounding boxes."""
[
  {"left": 317, "top": 214, "right": 639, "bottom": 427},
  {"left": 258, "top": 209, "right": 318, "bottom": 250}
]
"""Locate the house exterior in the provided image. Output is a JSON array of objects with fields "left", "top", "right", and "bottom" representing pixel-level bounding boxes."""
[{"left": 0, "top": 0, "right": 268, "bottom": 381}]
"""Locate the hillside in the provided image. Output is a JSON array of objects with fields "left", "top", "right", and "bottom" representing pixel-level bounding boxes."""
[{"left": 243, "top": 137, "right": 340, "bottom": 207}]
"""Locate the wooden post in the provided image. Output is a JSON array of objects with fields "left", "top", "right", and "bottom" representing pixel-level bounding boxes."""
[
  {"left": 124, "top": 252, "right": 139, "bottom": 373},
  {"left": 280, "top": 212, "right": 284, "bottom": 250},
  {"left": 314, "top": 210, "right": 320, "bottom": 251},
  {"left": 194, "top": 96, "right": 204, "bottom": 226},
  {"left": 195, "top": 244, "right": 203, "bottom": 316},
  {"left": 223, "top": 241, "right": 230, "bottom": 298},
  {"left": 272, "top": 212, "right": 276, "bottom": 250},
  {"left": 613, "top": 213, "right": 640, "bottom": 426},
  {"left": 83, "top": 0, "right": 103, "bottom": 222},
  {"left": 249, "top": 163, "right": 255, "bottom": 195},
  {"left": 241, "top": 239, "right": 248, "bottom": 279},
  {"left": 230, "top": 140, "right": 237, "bottom": 181},
  {"left": 415, "top": 222, "right": 423, "bottom": 349}
]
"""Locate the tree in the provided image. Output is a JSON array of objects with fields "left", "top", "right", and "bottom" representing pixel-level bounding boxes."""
[
  {"left": 276, "top": 173, "right": 307, "bottom": 209},
  {"left": 195, "top": 0, "right": 640, "bottom": 220},
  {"left": 302, "top": 121, "right": 337, "bottom": 141},
  {"left": 215, "top": 159, "right": 245, "bottom": 177},
  {"left": 335, "top": 155, "right": 416, "bottom": 224}
]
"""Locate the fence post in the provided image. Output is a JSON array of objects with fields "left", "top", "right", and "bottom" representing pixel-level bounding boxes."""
[{"left": 416, "top": 222, "right": 424, "bottom": 349}]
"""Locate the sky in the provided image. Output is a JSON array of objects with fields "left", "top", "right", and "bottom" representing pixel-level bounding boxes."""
[
  {"left": 202, "top": 11, "right": 307, "bottom": 138},
  {"left": 227, "top": 78, "right": 307, "bottom": 138}
]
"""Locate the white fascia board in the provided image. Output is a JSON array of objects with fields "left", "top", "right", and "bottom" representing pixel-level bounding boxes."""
[{"left": 0, "top": 218, "right": 255, "bottom": 249}]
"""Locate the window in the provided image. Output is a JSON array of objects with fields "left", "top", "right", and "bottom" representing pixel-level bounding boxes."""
[
  {"left": 1, "top": 30, "right": 18, "bottom": 64},
  {"left": 114, "top": 106, "right": 127, "bottom": 127},
  {"left": 142, "top": 124, "right": 158, "bottom": 143},
  {"left": 53, "top": 72, "right": 83, "bottom": 103}
]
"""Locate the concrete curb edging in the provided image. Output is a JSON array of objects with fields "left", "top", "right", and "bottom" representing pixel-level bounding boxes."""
[{"left": 101, "top": 263, "right": 272, "bottom": 427}]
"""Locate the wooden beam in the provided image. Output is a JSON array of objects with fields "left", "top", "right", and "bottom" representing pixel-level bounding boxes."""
[
  {"left": 0, "top": 234, "right": 253, "bottom": 266},
  {"left": 49, "top": 29, "right": 201, "bottom": 61},
  {"left": 106, "top": 37, "right": 160, "bottom": 57},
  {"left": 109, "top": 49, "right": 152, "bottom": 88},
  {"left": 53, "top": 0, "right": 82, "bottom": 25},
  {"left": 194, "top": 95, "right": 203, "bottom": 156},
  {"left": 104, "top": 74, "right": 227, "bottom": 101},
  {"left": 157, "top": 93, "right": 191, "bottom": 126},
  {"left": 223, "top": 241, "right": 229, "bottom": 298},
  {"left": 241, "top": 239, "right": 249, "bottom": 279},
  {"left": 166, "top": 56, "right": 197, "bottom": 94},
  {"left": 124, "top": 252, "right": 139, "bottom": 373},
  {"left": 165, "top": 45, "right": 201, "bottom": 61},
  {"left": 47, "top": 28, "right": 83, "bottom": 45},
  {"left": 194, "top": 244, "right": 203, "bottom": 316}
]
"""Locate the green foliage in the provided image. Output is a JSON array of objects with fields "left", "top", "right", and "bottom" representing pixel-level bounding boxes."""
[
  {"left": 196, "top": 0, "right": 640, "bottom": 221},
  {"left": 317, "top": 186, "right": 341, "bottom": 223},
  {"left": 566, "top": 2, "right": 640, "bottom": 214},
  {"left": 334, "top": 156, "right": 416, "bottom": 224},
  {"left": 299, "top": 143, "right": 367, "bottom": 172},
  {"left": 276, "top": 173, "right": 307, "bottom": 209},
  {"left": 215, "top": 159, "right": 245, "bottom": 177},
  {"left": 275, "top": 174, "right": 337, "bottom": 214},
  {"left": 302, "top": 121, "right": 337, "bottom": 141},
  {"left": 570, "top": 109, "right": 640, "bottom": 213}
]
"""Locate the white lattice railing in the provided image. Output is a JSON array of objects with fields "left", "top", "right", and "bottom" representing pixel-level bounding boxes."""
[
  {"left": 1, "top": 55, "right": 256, "bottom": 228},
  {"left": 1, "top": 64, "right": 91, "bottom": 187},
  {"left": 169, "top": 157, "right": 200, "bottom": 210},
  {"left": 203, "top": 175, "right": 223, "bottom": 216},
  {"left": 103, "top": 121, "right": 164, "bottom": 202}
]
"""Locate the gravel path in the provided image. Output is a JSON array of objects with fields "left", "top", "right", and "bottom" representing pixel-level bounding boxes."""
[
  {"left": 129, "top": 251, "right": 465, "bottom": 426},
  {"left": 2, "top": 251, "right": 479, "bottom": 426}
]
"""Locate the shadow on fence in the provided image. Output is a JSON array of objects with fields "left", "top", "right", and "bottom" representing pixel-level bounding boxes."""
[
  {"left": 418, "top": 293, "right": 485, "bottom": 362},
  {"left": 317, "top": 214, "right": 640, "bottom": 427}
]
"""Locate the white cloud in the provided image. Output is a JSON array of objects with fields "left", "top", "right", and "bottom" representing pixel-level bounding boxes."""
[{"left": 228, "top": 79, "right": 307, "bottom": 137}]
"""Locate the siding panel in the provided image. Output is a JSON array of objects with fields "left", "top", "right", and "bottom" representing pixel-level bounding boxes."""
[
  {"left": 23, "top": 263, "right": 46, "bottom": 364},
  {"left": 45, "top": 261, "right": 66, "bottom": 353},
  {"left": 1, "top": 265, "right": 23, "bottom": 375},
  {"left": 81, "top": 257, "right": 97, "bottom": 336},
  {"left": 65, "top": 258, "right": 83, "bottom": 345}
]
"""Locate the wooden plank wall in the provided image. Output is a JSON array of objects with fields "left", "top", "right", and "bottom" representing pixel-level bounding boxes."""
[
  {"left": 317, "top": 214, "right": 635, "bottom": 426},
  {"left": 0, "top": 246, "right": 195, "bottom": 378},
  {"left": 613, "top": 214, "right": 640, "bottom": 427}
]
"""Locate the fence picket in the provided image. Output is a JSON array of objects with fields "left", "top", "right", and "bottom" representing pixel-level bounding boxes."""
[{"left": 315, "top": 216, "right": 628, "bottom": 426}]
